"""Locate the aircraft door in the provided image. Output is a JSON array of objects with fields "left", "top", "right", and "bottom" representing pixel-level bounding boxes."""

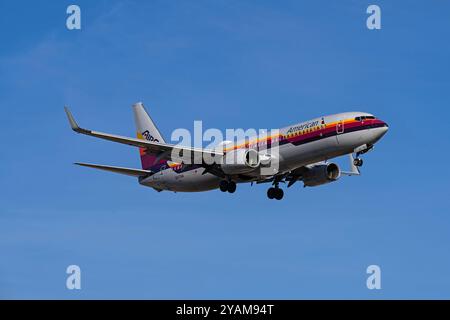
[{"left": 335, "top": 120, "right": 344, "bottom": 144}]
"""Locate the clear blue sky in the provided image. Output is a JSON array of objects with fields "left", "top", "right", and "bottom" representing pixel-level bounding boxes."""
[{"left": 1, "top": 0, "right": 449, "bottom": 299}]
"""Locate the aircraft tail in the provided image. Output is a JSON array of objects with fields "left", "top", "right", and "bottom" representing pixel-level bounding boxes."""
[{"left": 133, "top": 102, "right": 166, "bottom": 170}]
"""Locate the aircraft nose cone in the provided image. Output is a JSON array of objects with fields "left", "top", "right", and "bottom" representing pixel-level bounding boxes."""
[{"left": 377, "top": 121, "right": 389, "bottom": 139}]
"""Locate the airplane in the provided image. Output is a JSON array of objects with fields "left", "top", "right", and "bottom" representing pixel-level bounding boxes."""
[{"left": 64, "top": 103, "right": 388, "bottom": 200}]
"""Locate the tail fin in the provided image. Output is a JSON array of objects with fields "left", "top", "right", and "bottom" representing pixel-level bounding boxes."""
[
  {"left": 133, "top": 102, "right": 165, "bottom": 143},
  {"left": 133, "top": 102, "right": 166, "bottom": 170}
]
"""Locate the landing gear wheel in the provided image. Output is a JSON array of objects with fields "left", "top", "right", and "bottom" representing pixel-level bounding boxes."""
[
  {"left": 219, "top": 180, "right": 229, "bottom": 192},
  {"left": 227, "top": 181, "right": 237, "bottom": 193},
  {"left": 267, "top": 187, "right": 284, "bottom": 200},
  {"left": 353, "top": 158, "right": 363, "bottom": 167},
  {"left": 267, "top": 188, "right": 275, "bottom": 199},
  {"left": 274, "top": 188, "right": 284, "bottom": 200}
]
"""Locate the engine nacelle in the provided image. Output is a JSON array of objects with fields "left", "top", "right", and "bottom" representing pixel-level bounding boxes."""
[
  {"left": 302, "top": 163, "right": 341, "bottom": 187},
  {"left": 221, "top": 149, "right": 260, "bottom": 175}
]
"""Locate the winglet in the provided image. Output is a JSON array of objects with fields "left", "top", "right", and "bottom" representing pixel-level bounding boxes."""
[{"left": 64, "top": 107, "right": 90, "bottom": 134}]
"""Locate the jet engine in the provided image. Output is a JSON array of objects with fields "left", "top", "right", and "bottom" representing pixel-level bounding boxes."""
[
  {"left": 221, "top": 149, "right": 260, "bottom": 175},
  {"left": 302, "top": 163, "right": 341, "bottom": 187}
]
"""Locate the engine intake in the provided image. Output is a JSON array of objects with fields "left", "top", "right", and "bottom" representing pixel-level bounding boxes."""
[
  {"left": 221, "top": 149, "right": 260, "bottom": 175},
  {"left": 303, "top": 163, "right": 341, "bottom": 187}
]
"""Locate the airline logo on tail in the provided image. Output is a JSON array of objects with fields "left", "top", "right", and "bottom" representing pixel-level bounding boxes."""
[{"left": 141, "top": 130, "right": 160, "bottom": 143}]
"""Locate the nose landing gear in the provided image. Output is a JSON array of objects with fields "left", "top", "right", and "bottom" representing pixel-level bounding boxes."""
[
  {"left": 353, "top": 158, "right": 363, "bottom": 167},
  {"left": 352, "top": 144, "right": 373, "bottom": 167}
]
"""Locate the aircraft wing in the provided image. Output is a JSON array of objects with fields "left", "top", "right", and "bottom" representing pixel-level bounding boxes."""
[
  {"left": 64, "top": 107, "right": 223, "bottom": 163},
  {"left": 75, "top": 162, "right": 152, "bottom": 177}
]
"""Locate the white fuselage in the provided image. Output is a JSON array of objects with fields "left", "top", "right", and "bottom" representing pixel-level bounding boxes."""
[{"left": 139, "top": 112, "right": 388, "bottom": 192}]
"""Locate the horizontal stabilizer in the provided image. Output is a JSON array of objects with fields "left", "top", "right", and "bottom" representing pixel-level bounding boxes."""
[{"left": 75, "top": 162, "right": 152, "bottom": 177}]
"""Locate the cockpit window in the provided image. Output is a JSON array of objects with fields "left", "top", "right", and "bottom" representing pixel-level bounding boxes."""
[{"left": 355, "top": 115, "right": 375, "bottom": 121}]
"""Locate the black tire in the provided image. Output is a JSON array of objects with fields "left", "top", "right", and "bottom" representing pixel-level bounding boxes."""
[
  {"left": 227, "top": 181, "right": 237, "bottom": 193},
  {"left": 354, "top": 158, "right": 363, "bottom": 167},
  {"left": 267, "top": 188, "right": 275, "bottom": 199},
  {"left": 219, "top": 180, "right": 228, "bottom": 192},
  {"left": 274, "top": 188, "right": 284, "bottom": 200}
]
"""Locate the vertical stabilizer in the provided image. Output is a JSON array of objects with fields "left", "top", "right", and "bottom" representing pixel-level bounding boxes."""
[
  {"left": 132, "top": 102, "right": 166, "bottom": 170},
  {"left": 133, "top": 102, "right": 165, "bottom": 143}
]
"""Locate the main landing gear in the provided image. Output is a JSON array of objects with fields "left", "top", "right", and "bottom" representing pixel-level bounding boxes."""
[
  {"left": 219, "top": 180, "right": 237, "bottom": 193},
  {"left": 267, "top": 185, "right": 284, "bottom": 200}
]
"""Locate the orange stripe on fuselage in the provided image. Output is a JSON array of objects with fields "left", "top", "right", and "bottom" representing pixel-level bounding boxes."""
[
  {"left": 223, "top": 118, "right": 358, "bottom": 152},
  {"left": 139, "top": 117, "right": 360, "bottom": 169}
]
